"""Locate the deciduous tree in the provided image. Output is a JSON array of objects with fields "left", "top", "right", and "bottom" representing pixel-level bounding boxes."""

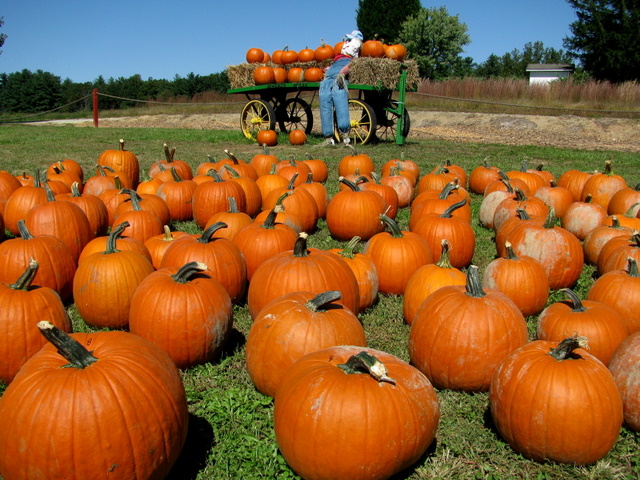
[{"left": 356, "top": 0, "right": 421, "bottom": 43}]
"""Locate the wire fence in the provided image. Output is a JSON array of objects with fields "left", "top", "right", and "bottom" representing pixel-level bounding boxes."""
[{"left": 1, "top": 88, "right": 638, "bottom": 124}]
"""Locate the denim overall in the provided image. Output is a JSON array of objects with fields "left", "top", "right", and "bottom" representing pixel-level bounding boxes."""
[{"left": 319, "top": 57, "right": 352, "bottom": 138}]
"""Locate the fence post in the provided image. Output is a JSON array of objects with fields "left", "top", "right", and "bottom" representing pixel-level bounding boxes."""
[{"left": 92, "top": 89, "right": 99, "bottom": 127}]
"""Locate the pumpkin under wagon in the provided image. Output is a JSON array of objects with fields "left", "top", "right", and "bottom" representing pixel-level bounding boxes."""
[{"left": 227, "top": 58, "right": 419, "bottom": 145}]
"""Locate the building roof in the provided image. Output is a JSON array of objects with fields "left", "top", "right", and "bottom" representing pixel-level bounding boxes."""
[{"left": 526, "top": 64, "right": 575, "bottom": 72}]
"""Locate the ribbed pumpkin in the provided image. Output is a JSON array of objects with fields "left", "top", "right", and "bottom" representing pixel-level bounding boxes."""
[
  {"left": 478, "top": 180, "right": 516, "bottom": 229},
  {"left": 274, "top": 346, "right": 439, "bottom": 480},
  {"left": 204, "top": 196, "right": 253, "bottom": 241},
  {"left": 587, "top": 257, "right": 640, "bottom": 334},
  {"left": 78, "top": 221, "right": 152, "bottom": 265},
  {"left": 222, "top": 165, "right": 262, "bottom": 218},
  {"left": 246, "top": 290, "right": 367, "bottom": 398},
  {"left": 580, "top": 160, "right": 627, "bottom": 209},
  {"left": 489, "top": 335, "right": 623, "bottom": 465},
  {"left": 156, "top": 167, "right": 198, "bottom": 221},
  {"left": 148, "top": 143, "right": 193, "bottom": 180},
  {"left": 608, "top": 331, "right": 640, "bottom": 431},
  {"left": 608, "top": 183, "right": 640, "bottom": 216},
  {"left": 0, "top": 259, "right": 72, "bottom": 384},
  {"left": 143, "top": 225, "right": 190, "bottom": 269},
  {"left": 556, "top": 168, "right": 593, "bottom": 202},
  {"left": 534, "top": 181, "right": 574, "bottom": 219},
  {"left": 73, "top": 222, "right": 155, "bottom": 329},
  {"left": 192, "top": 169, "right": 247, "bottom": 229},
  {"left": 410, "top": 181, "right": 471, "bottom": 229},
  {"left": 482, "top": 241, "right": 550, "bottom": 318},
  {"left": 233, "top": 208, "right": 298, "bottom": 281},
  {"left": 582, "top": 216, "right": 633, "bottom": 266},
  {"left": 560, "top": 194, "right": 607, "bottom": 240},
  {"left": 363, "top": 214, "right": 433, "bottom": 295},
  {"left": 0, "top": 220, "right": 76, "bottom": 302},
  {"left": 55, "top": 182, "right": 109, "bottom": 238},
  {"left": 112, "top": 190, "right": 164, "bottom": 245},
  {"left": 468, "top": 158, "right": 501, "bottom": 195},
  {"left": 402, "top": 239, "right": 466, "bottom": 325},
  {"left": 329, "top": 236, "right": 379, "bottom": 312},
  {"left": 97, "top": 138, "right": 140, "bottom": 188},
  {"left": 410, "top": 266, "right": 528, "bottom": 391},
  {"left": 338, "top": 145, "right": 375, "bottom": 177},
  {"left": 129, "top": 261, "right": 233, "bottom": 369},
  {"left": 597, "top": 231, "right": 640, "bottom": 276},
  {"left": 326, "top": 177, "right": 386, "bottom": 241},
  {"left": 0, "top": 322, "right": 188, "bottom": 479},
  {"left": 3, "top": 170, "right": 48, "bottom": 236},
  {"left": 247, "top": 233, "right": 360, "bottom": 318},
  {"left": 249, "top": 144, "right": 279, "bottom": 177},
  {"left": 262, "top": 175, "right": 318, "bottom": 233},
  {"left": 359, "top": 173, "right": 399, "bottom": 219},
  {"left": 537, "top": 288, "right": 628, "bottom": 365},
  {"left": 295, "top": 173, "right": 329, "bottom": 220},
  {"left": 160, "top": 222, "right": 247, "bottom": 304},
  {"left": 492, "top": 188, "right": 550, "bottom": 233}
]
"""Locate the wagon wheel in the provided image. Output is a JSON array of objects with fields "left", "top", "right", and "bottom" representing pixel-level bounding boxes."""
[
  {"left": 240, "top": 99, "right": 276, "bottom": 140},
  {"left": 375, "top": 104, "right": 410, "bottom": 142},
  {"left": 334, "top": 99, "right": 377, "bottom": 145},
  {"left": 277, "top": 98, "right": 314, "bottom": 134}
]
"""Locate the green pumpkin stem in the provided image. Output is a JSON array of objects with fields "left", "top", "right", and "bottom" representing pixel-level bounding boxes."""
[
  {"left": 440, "top": 198, "right": 467, "bottom": 218},
  {"left": 17, "top": 220, "right": 34, "bottom": 240},
  {"left": 70, "top": 182, "right": 82, "bottom": 197},
  {"left": 561, "top": 288, "right": 587, "bottom": 313},
  {"left": 548, "top": 335, "right": 589, "bottom": 361},
  {"left": 379, "top": 214, "right": 403, "bottom": 238},
  {"left": 337, "top": 236, "right": 362, "bottom": 259},
  {"left": 339, "top": 176, "right": 363, "bottom": 192},
  {"left": 227, "top": 196, "right": 240, "bottom": 213},
  {"left": 543, "top": 206, "right": 557, "bottom": 229},
  {"left": 11, "top": 258, "right": 39, "bottom": 291},
  {"left": 172, "top": 261, "right": 208, "bottom": 284},
  {"left": 169, "top": 166, "right": 182, "bottom": 182},
  {"left": 504, "top": 241, "right": 518, "bottom": 260},
  {"left": 438, "top": 181, "right": 459, "bottom": 199},
  {"left": 199, "top": 221, "right": 228, "bottom": 244},
  {"left": 37, "top": 321, "right": 98, "bottom": 369},
  {"left": 163, "top": 143, "right": 176, "bottom": 162},
  {"left": 306, "top": 291, "right": 342, "bottom": 312},
  {"left": 338, "top": 351, "right": 396, "bottom": 385},
  {"left": 435, "top": 239, "right": 455, "bottom": 268},
  {"left": 105, "top": 221, "right": 130, "bottom": 254},
  {"left": 627, "top": 257, "right": 639, "bottom": 277},
  {"left": 465, "top": 265, "right": 486, "bottom": 298}
]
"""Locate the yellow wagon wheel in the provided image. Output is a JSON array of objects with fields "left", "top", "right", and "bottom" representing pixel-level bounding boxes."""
[
  {"left": 334, "top": 99, "right": 377, "bottom": 145},
  {"left": 240, "top": 99, "right": 276, "bottom": 140}
]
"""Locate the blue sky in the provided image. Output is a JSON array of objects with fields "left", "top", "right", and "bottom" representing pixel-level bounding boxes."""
[{"left": 1, "top": 1, "right": 577, "bottom": 83}]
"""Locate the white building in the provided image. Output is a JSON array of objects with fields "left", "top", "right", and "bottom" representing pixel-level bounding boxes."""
[{"left": 526, "top": 64, "right": 575, "bottom": 85}]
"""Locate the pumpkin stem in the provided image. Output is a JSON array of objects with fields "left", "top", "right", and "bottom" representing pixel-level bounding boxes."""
[
  {"left": 17, "top": 220, "right": 34, "bottom": 240},
  {"left": 171, "top": 261, "right": 208, "bottom": 284},
  {"left": 10, "top": 258, "right": 39, "bottom": 291},
  {"left": 338, "top": 176, "right": 362, "bottom": 192},
  {"left": 287, "top": 173, "right": 299, "bottom": 189},
  {"left": 627, "top": 257, "right": 640, "bottom": 277},
  {"left": 603, "top": 160, "right": 613, "bottom": 176},
  {"left": 543, "top": 206, "right": 557, "bottom": 229},
  {"left": 338, "top": 351, "right": 396, "bottom": 385},
  {"left": 293, "top": 232, "right": 310, "bottom": 257},
  {"left": 379, "top": 214, "right": 403, "bottom": 238},
  {"left": 440, "top": 198, "right": 467, "bottom": 218},
  {"left": 548, "top": 334, "right": 589, "bottom": 361},
  {"left": 261, "top": 209, "right": 279, "bottom": 229},
  {"left": 199, "top": 221, "right": 228, "bottom": 244},
  {"left": 169, "top": 166, "right": 182, "bottom": 182},
  {"left": 119, "top": 138, "right": 127, "bottom": 151},
  {"left": 336, "top": 236, "right": 361, "bottom": 259},
  {"left": 161, "top": 225, "right": 175, "bottom": 241},
  {"left": 305, "top": 290, "right": 342, "bottom": 312},
  {"left": 37, "top": 321, "right": 98, "bottom": 369},
  {"left": 504, "top": 241, "right": 519, "bottom": 260},
  {"left": 163, "top": 143, "right": 176, "bottom": 162},
  {"left": 464, "top": 265, "right": 486, "bottom": 298},
  {"left": 70, "top": 182, "right": 82, "bottom": 197},
  {"left": 435, "top": 239, "right": 455, "bottom": 268},
  {"left": 43, "top": 181, "right": 56, "bottom": 202},
  {"left": 227, "top": 196, "right": 240, "bottom": 213},
  {"left": 438, "top": 181, "right": 459, "bottom": 199},
  {"left": 561, "top": 288, "right": 587, "bottom": 313},
  {"left": 515, "top": 207, "right": 531, "bottom": 220},
  {"left": 104, "top": 221, "right": 129, "bottom": 254}
]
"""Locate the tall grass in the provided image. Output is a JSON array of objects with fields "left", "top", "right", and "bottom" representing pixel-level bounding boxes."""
[{"left": 414, "top": 77, "right": 640, "bottom": 117}]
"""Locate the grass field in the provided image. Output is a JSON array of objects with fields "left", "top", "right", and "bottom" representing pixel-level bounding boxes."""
[{"left": 0, "top": 123, "right": 639, "bottom": 479}]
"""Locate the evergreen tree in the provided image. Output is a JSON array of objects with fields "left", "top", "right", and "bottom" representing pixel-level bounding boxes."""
[
  {"left": 564, "top": 0, "right": 640, "bottom": 82},
  {"left": 474, "top": 42, "right": 574, "bottom": 78},
  {"left": 0, "top": 17, "right": 6, "bottom": 54},
  {"left": 356, "top": 0, "right": 421, "bottom": 43}
]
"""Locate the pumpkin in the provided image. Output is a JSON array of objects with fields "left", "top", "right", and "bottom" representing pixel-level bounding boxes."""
[
  {"left": 482, "top": 241, "right": 550, "bottom": 318},
  {"left": 608, "top": 182, "right": 640, "bottom": 216},
  {"left": 144, "top": 225, "right": 190, "bottom": 269},
  {"left": 148, "top": 143, "right": 193, "bottom": 181},
  {"left": 97, "top": 138, "right": 140, "bottom": 188},
  {"left": 250, "top": 144, "right": 279, "bottom": 176},
  {"left": 287, "top": 66, "right": 305, "bottom": 83},
  {"left": 0, "top": 321, "right": 188, "bottom": 479},
  {"left": 289, "top": 129, "right": 307, "bottom": 145},
  {"left": 494, "top": 208, "right": 545, "bottom": 258},
  {"left": 409, "top": 265, "right": 528, "bottom": 392},
  {"left": 246, "top": 47, "right": 265, "bottom": 63},
  {"left": 363, "top": 214, "right": 433, "bottom": 295},
  {"left": 582, "top": 215, "right": 633, "bottom": 266},
  {"left": 192, "top": 169, "right": 247, "bottom": 229},
  {"left": 297, "top": 46, "right": 315, "bottom": 63},
  {"left": 556, "top": 168, "right": 593, "bottom": 202},
  {"left": 246, "top": 290, "right": 367, "bottom": 398},
  {"left": 382, "top": 154, "right": 420, "bottom": 186},
  {"left": 280, "top": 47, "right": 298, "bottom": 65},
  {"left": 410, "top": 181, "right": 472, "bottom": 229},
  {"left": 156, "top": 167, "right": 198, "bottom": 222},
  {"left": 608, "top": 331, "right": 640, "bottom": 431},
  {"left": 328, "top": 236, "right": 379, "bottom": 312},
  {"left": 112, "top": 190, "right": 164, "bottom": 245},
  {"left": 0, "top": 220, "right": 76, "bottom": 302},
  {"left": 262, "top": 175, "right": 318, "bottom": 232},
  {"left": 492, "top": 188, "right": 549, "bottom": 233},
  {"left": 0, "top": 259, "right": 72, "bottom": 384},
  {"left": 129, "top": 261, "right": 233, "bottom": 369},
  {"left": 296, "top": 173, "right": 329, "bottom": 219},
  {"left": 304, "top": 67, "right": 324, "bottom": 82},
  {"left": 580, "top": 160, "right": 627, "bottom": 209},
  {"left": 232, "top": 208, "right": 298, "bottom": 281},
  {"left": 253, "top": 65, "right": 275, "bottom": 85},
  {"left": 160, "top": 222, "right": 248, "bottom": 304},
  {"left": 359, "top": 173, "right": 400, "bottom": 219},
  {"left": 3, "top": 170, "right": 48, "bottom": 236},
  {"left": 273, "top": 66, "right": 288, "bottom": 83},
  {"left": 506, "top": 160, "right": 546, "bottom": 195},
  {"left": 256, "top": 129, "right": 278, "bottom": 146},
  {"left": 274, "top": 347, "right": 439, "bottom": 480},
  {"left": 384, "top": 43, "right": 407, "bottom": 61},
  {"left": 402, "top": 239, "right": 466, "bottom": 325},
  {"left": 361, "top": 39, "right": 385, "bottom": 57},
  {"left": 247, "top": 233, "right": 360, "bottom": 318},
  {"left": 79, "top": 221, "right": 152, "bottom": 265},
  {"left": 537, "top": 288, "right": 627, "bottom": 365},
  {"left": 469, "top": 158, "right": 501, "bottom": 195},
  {"left": 560, "top": 194, "right": 607, "bottom": 240},
  {"left": 55, "top": 182, "right": 109, "bottom": 238},
  {"left": 326, "top": 177, "right": 386, "bottom": 241},
  {"left": 489, "top": 335, "right": 623, "bottom": 464},
  {"left": 314, "top": 40, "right": 335, "bottom": 61},
  {"left": 220, "top": 166, "right": 262, "bottom": 218},
  {"left": 534, "top": 181, "right": 573, "bottom": 218},
  {"left": 587, "top": 257, "right": 640, "bottom": 334},
  {"left": 73, "top": 222, "right": 155, "bottom": 329},
  {"left": 379, "top": 166, "right": 415, "bottom": 208},
  {"left": 338, "top": 145, "right": 375, "bottom": 177},
  {"left": 301, "top": 153, "right": 329, "bottom": 183},
  {"left": 597, "top": 231, "right": 640, "bottom": 276}
]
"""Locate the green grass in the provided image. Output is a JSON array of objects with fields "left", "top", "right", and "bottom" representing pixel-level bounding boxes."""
[{"left": 1, "top": 124, "right": 639, "bottom": 479}]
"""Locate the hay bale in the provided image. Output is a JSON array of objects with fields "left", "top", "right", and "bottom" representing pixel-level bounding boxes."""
[{"left": 227, "top": 58, "right": 420, "bottom": 90}]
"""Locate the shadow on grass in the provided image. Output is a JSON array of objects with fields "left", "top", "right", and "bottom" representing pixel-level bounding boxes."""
[{"left": 166, "top": 413, "right": 215, "bottom": 480}]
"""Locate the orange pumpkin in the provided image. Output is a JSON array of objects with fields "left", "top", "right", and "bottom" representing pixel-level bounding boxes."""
[
  {"left": 288, "top": 129, "right": 307, "bottom": 145},
  {"left": 304, "top": 67, "right": 324, "bottom": 82},
  {"left": 256, "top": 129, "right": 278, "bottom": 146},
  {"left": 253, "top": 66, "right": 275, "bottom": 85},
  {"left": 246, "top": 47, "right": 265, "bottom": 63}
]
